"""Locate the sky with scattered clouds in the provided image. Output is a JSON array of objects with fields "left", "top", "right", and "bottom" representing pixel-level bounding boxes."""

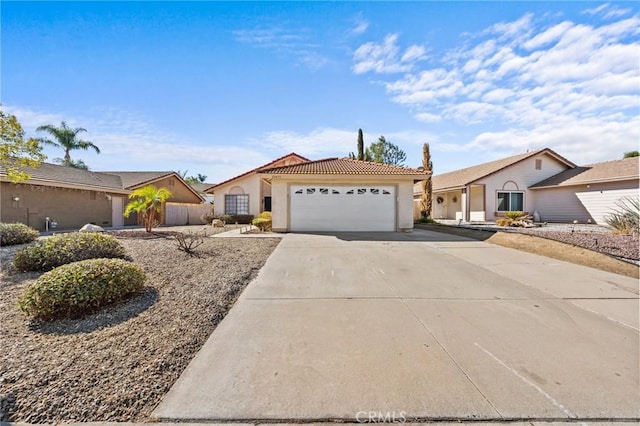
[{"left": 2, "top": 1, "right": 638, "bottom": 183}]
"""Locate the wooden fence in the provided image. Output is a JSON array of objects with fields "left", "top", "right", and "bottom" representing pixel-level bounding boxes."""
[{"left": 165, "top": 202, "right": 213, "bottom": 226}]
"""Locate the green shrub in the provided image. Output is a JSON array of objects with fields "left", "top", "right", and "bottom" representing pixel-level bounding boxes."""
[
  {"left": 252, "top": 211, "right": 272, "bottom": 231},
  {"left": 18, "top": 258, "right": 146, "bottom": 320},
  {"left": 415, "top": 216, "right": 437, "bottom": 224},
  {"left": 14, "top": 232, "right": 127, "bottom": 272},
  {"left": 217, "top": 214, "right": 253, "bottom": 224},
  {"left": 0, "top": 223, "right": 39, "bottom": 246},
  {"left": 605, "top": 197, "right": 639, "bottom": 235},
  {"left": 201, "top": 213, "right": 216, "bottom": 225},
  {"left": 496, "top": 211, "right": 532, "bottom": 227}
]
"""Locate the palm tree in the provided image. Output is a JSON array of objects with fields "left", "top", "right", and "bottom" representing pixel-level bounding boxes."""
[
  {"left": 124, "top": 185, "right": 173, "bottom": 232},
  {"left": 36, "top": 121, "right": 100, "bottom": 166}
]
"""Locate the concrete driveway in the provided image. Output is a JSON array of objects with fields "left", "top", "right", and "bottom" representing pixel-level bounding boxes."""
[{"left": 153, "top": 229, "right": 639, "bottom": 422}]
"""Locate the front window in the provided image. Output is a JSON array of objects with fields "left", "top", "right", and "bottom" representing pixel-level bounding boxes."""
[
  {"left": 225, "top": 194, "right": 249, "bottom": 215},
  {"left": 497, "top": 191, "right": 524, "bottom": 211}
]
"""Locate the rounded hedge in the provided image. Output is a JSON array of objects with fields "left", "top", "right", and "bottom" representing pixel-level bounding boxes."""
[
  {"left": 18, "top": 258, "right": 147, "bottom": 320},
  {"left": 0, "top": 222, "right": 39, "bottom": 246},
  {"left": 13, "top": 232, "right": 127, "bottom": 272}
]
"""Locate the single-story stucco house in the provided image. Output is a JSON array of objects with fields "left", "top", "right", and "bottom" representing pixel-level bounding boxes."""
[
  {"left": 1, "top": 162, "right": 205, "bottom": 231},
  {"left": 205, "top": 153, "right": 309, "bottom": 218},
  {"left": 413, "top": 148, "right": 639, "bottom": 224},
  {"left": 207, "top": 154, "right": 429, "bottom": 232},
  {"left": 528, "top": 156, "right": 639, "bottom": 224}
]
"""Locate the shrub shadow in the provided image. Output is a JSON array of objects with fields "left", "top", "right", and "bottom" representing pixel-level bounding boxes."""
[{"left": 28, "top": 286, "right": 158, "bottom": 335}]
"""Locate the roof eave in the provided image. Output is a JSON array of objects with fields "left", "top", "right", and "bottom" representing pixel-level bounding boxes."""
[
  {"left": 0, "top": 176, "right": 131, "bottom": 194},
  {"left": 530, "top": 175, "right": 640, "bottom": 189}
]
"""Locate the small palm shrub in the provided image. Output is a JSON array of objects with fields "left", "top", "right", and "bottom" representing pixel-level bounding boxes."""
[
  {"left": 252, "top": 211, "right": 272, "bottom": 231},
  {"left": 14, "top": 232, "right": 127, "bottom": 272},
  {"left": 18, "top": 258, "right": 146, "bottom": 320},
  {"left": 496, "top": 211, "right": 532, "bottom": 227},
  {"left": 605, "top": 197, "right": 639, "bottom": 235},
  {"left": 0, "top": 223, "right": 39, "bottom": 246}
]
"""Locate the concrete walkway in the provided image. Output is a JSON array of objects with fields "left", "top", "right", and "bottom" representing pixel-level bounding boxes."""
[{"left": 153, "top": 230, "right": 639, "bottom": 422}]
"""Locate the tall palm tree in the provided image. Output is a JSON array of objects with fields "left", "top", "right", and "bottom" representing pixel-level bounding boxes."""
[
  {"left": 36, "top": 121, "right": 100, "bottom": 165},
  {"left": 124, "top": 185, "right": 173, "bottom": 232}
]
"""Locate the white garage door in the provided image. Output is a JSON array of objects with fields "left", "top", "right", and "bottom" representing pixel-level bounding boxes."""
[{"left": 290, "top": 185, "right": 396, "bottom": 232}]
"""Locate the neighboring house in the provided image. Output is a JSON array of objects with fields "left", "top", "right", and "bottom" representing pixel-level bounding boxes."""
[
  {"left": 1, "top": 163, "right": 204, "bottom": 231},
  {"left": 414, "top": 148, "right": 575, "bottom": 222},
  {"left": 207, "top": 153, "right": 429, "bottom": 232},
  {"left": 103, "top": 171, "right": 205, "bottom": 227},
  {"left": 189, "top": 182, "right": 215, "bottom": 205},
  {"left": 205, "top": 153, "right": 310, "bottom": 217},
  {"left": 529, "top": 157, "right": 640, "bottom": 224},
  {"left": 258, "top": 157, "right": 429, "bottom": 232},
  {"left": 413, "top": 148, "right": 640, "bottom": 225}
]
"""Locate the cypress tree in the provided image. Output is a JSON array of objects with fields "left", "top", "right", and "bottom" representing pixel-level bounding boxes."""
[{"left": 357, "top": 129, "right": 364, "bottom": 161}]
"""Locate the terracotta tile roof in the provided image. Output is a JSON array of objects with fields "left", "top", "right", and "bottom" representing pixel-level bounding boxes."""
[
  {"left": 530, "top": 156, "right": 639, "bottom": 189},
  {"left": 259, "top": 157, "right": 429, "bottom": 176},
  {"left": 432, "top": 148, "right": 575, "bottom": 191},
  {"left": 205, "top": 153, "right": 310, "bottom": 192},
  {"left": 100, "top": 171, "right": 175, "bottom": 189},
  {"left": 1, "top": 162, "right": 125, "bottom": 191}
]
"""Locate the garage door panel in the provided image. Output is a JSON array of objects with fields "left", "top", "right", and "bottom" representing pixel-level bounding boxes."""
[{"left": 290, "top": 185, "right": 395, "bottom": 232}]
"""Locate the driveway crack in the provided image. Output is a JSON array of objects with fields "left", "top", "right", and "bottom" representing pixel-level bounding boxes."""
[{"left": 372, "top": 268, "right": 504, "bottom": 419}]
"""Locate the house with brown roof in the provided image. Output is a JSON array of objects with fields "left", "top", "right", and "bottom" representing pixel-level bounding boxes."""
[
  {"left": 207, "top": 153, "right": 429, "bottom": 232},
  {"left": 414, "top": 148, "right": 639, "bottom": 225},
  {"left": 259, "top": 157, "right": 429, "bottom": 232},
  {"left": 529, "top": 156, "right": 639, "bottom": 224},
  {"left": 205, "top": 153, "right": 310, "bottom": 218},
  {"left": 415, "top": 148, "right": 575, "bottom": 222},
  {"left": 1, "top": 162, "right": 205, "bottom": 231}
]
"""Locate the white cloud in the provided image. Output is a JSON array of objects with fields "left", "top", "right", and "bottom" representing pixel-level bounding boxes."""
[
  {"left": 256, "top": 127, "right": 358, "bottom": 157},
  {"left": 582, "top": 3, "right": 631, "bottom": 19},
  {"left": 415, "top": 112, "right": 441, "bottom": 123},
  {"left": 352, "top": 33, "right": 426, "bottom": 74},
  {"left": 351, "top": 15, "right": 369, "bottom": 35},
  {"left": 233, "top": 26, "right": 329, "bottom": 70},
  {"left": 523, "top": 21, "right": 573, "bottom": 50},
  {"left": 355, "top": 11, "right": 639, "bottom": 165},
  {"left": 4, "top": 105, "right": 269, "bottom": 183}
]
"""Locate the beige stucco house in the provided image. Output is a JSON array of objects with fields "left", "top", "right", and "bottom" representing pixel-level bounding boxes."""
[
  {"left": 205, "top": 153, "right": 310, "bottom": 218},
  {"left": 414, "top": 148, "right": 639, "bottom": 225},
  {"left": 208, "top": 153, "right": 429, "bottom": 232},
  {"left": 1, "top": 163, "right": 204, "bottom": 231},
  {"left": 415, "top": 148, "right": 575, "bottom": 222}
]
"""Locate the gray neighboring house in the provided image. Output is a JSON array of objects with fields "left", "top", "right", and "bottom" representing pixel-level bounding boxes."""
[
  {"left": 529, "top": 156, "right": 640, "bottom": 224},
  {"left": 414, "top": 149, "right": 639, "bottom": 225}
]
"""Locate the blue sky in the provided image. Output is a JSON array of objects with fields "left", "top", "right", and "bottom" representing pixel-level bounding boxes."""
[{"left": 3, "top": 1, "right": 639, "bottom": 183}]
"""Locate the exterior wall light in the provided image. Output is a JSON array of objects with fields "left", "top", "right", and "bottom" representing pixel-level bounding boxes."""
[{"left": 12, "top": 196, "right": 20, "bottom": 202}]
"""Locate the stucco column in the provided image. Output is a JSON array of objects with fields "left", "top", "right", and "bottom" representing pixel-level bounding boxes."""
[{"left": 461, "top": 185, "right": 471, "bottom": 221}]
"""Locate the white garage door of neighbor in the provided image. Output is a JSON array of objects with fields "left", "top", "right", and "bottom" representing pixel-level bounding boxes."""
[{"left": 289, "top": 185, "right": 396, "bottom": 232}]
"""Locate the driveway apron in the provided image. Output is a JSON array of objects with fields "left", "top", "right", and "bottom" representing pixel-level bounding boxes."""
[{"left": 153, "top": 230, "right": 639, "bottom": 422}]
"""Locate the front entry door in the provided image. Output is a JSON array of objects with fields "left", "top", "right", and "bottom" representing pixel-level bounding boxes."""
[{"left": 264, "top": 196, "right": 272, "bottom": 212}]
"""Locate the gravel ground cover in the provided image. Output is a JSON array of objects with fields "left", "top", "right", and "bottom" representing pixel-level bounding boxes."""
[
  {"left": 516, "top": 228, "right": 639, "bottom": 261},
  {"left": 438, "top": 221, "right": 638, "bottom": 262},
  {"left": 0, "top": 227, "right": 280, "bottom": 422}
]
